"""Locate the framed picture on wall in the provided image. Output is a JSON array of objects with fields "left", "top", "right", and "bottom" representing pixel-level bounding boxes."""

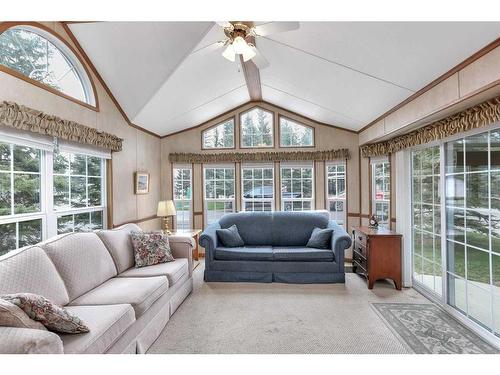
[{"left": 134, "top": 172, "right": 150, "bottom": 194}]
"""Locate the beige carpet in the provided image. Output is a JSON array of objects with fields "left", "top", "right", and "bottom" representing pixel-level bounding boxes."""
[{"left": 148, "top": 264, "right": 430, "bottom": 354}]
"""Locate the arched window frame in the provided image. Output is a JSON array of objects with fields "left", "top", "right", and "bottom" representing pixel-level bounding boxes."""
[
  {"left": 0, "top": 22, "right": 98, "bottom": 110},
  {"left": 239, "top": 106, "right": 275, "bottom": 149}
]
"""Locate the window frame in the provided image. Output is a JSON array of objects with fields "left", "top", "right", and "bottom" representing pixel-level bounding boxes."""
[
  {"left": 0, "top": 22, "right": 98, "bottom": 111},
  {"left": 203, "top": 164, "right": 235, "bottom": 225},
  {"left": 325, "top": 161, "right": 347, "bottom": 227},
  {"left": 241, "top": 163, "right": 275, "bottom": 212},
  {"left": 0, "top": 138, "right": 107, "bottom": 254},
  {"left": 172, "top": 164, "right": 192, "bottom": 230},
  {"left": 279, "top": 115, "right": 315, "bottom": 148},
  {"left": 371, "top": 157, "right": 391, "bottom": 228},
  {"left": 201, "top": 117, "right": 236, "bottom": 150},
  {"left": 280, "top": 162, "right": 315, "bottom": 211},
  {"left": 239, "top": 106, "right": 275, "bottom": 149}
]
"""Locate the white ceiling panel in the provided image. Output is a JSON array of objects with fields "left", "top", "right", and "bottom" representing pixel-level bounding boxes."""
[
  {"left": 68, "top": 22, "right": 500, "bottom": 135},
  {"left": 159, "top": 86, "right": 250, "bottom": 135},
  {"left": 69, "top": 22, "right": 212, "bottom": 119},
  {"left": 262, "top": 85, "right": 363, "bottom": 130},
  {"left": 258, "top": 37, "right": 412, "bottom": 123},
  {"left": 132, "top": 43, "right": 247, "bottom": 135},
  {"left": 266, "top": 22, "right": 500, "bottom": 91}
]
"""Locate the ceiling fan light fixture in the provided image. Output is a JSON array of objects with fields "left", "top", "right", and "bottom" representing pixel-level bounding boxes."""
[
  {"left": 242, "top": 47, "right": 256, "bottom": 62},
  {"left": 232, "top": 36, "right": 247, "bottom": 55},
  {"left": 222, "top": 44, "right": 236, "bottom": 62}
]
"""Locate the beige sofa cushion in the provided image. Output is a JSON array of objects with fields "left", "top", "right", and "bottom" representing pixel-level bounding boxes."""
[
  {"left": 119, "top": 258, "right": 188, "bottom": 286},
  {"left": 0, "top": 327, "right": 63, "bottom": 354},
  {"left": 42, "top": 233, "right": 117, "bottom": 301},
  {"left": 61, "top": 304, "right": 135, "bottom": 354},
  {"left": 69, "top": 276, "right": 169, "bottom": 318},
  {"left": 0, "top": 246, "right": 69, "bottom": 306},
  {"left": 96, "top": 224, "right": 141, "bottom": 273}
]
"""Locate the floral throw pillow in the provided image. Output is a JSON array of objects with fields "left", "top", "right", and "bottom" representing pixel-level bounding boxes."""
[
  {"left": 0, "top": 297, "right": 47, "bottom": 331},
  {"left": 1, "top": 293, "right": 89, "bottom": 334},
  {"left": 130, "top": 231, "right": 174, "bottom": 268}
]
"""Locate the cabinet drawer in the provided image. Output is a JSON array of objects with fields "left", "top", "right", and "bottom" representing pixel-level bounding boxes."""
[
  {"left": 353, "top": 251, "right": 367, "bottom": 271},
  {"left": 353, "top": 230, "right": 367, "bottom": 247},
  {"left": 354, "top": 242, "right": 367, "bottom": 258}
]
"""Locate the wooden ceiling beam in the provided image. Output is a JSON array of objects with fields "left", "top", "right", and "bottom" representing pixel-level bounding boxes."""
[{"left": 239, "top": 22, "right": 262, "bottom": 101}]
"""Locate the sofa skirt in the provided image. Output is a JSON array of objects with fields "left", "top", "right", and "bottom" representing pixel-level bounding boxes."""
[{"left": 204, "top": 270, "right": 345, "bottom": 284}]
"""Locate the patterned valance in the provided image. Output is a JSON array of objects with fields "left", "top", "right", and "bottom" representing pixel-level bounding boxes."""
[
  {"left": 360, "top": 96, "right": 500, "bottom": 158},
  {"left": 0, "top": 101, "right": 123, "bottom": 152},
  {"left": 169, "top": 148, "right": 350, "bottom": 163}
]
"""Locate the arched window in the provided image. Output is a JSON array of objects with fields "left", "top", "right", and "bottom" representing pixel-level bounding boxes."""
[
  {"left": 240, "top": 107, "right": 274, "bottom": 148},
  {"left": 279, "top": 117, "right": 314, "bottom": 147},
  {"left": 202, "top": 118, "right": 235, "bottom": 149},
  {"left": 0, "top": 24, "right": 96, "bottom": 106}
]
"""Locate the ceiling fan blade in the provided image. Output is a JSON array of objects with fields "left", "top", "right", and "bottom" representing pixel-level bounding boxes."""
[
  {"left": 216, "top": 21, "right": 233, "bottom": 29},
  {"left": 194, "top": 40, "right": 226, "bottom": 56},
  {"left": 250, "top": 47, "right": 269, "bottom": 69},
  {"left": 253, "top": 22, "right": 299, "bottom": 36}
]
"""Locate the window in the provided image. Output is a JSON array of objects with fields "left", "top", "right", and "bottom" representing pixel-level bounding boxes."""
[
  {"left": 242, "top": 164, "right": 274, "bottom": 211},
  {"left": 0, "top": 25, "right": 95, "bottom": 105},
  {"left": 412, "top": 146, "right": 442, "bottom": 296},
  {"left": 202, "top": 119, "right": 234, "bottom": 149},
  {"left": 444, "top": 129, "right": 499, "bottom": 335},
  {"left": 326, "top": 162, "right": 346, "bottom": 226},
  {"left": 204, "top": 166, "right": 235, "bottom": 225},
  {"left": 0, "top": 138, "right": 107, "bottom": 256},
  {"left": 280, "top": 117, "right": 314, "bottom": 147},
  {"left": 173, "top": 166, "right": 192, "bottom": 230},
  {"left": 371, "top": 159, "right": 390, "bottom": 228},
  {"left": 240, "top": 107, "right": 274, "bottom": 148},
  {"left": 0, "top": 142, "right": 43, "bottom": 254},
  {"left": 53, "top": 152, "right": 105, "bottom": 234},
  {"left": 281, "top": 163, "right": 314, "bottom": 211}
]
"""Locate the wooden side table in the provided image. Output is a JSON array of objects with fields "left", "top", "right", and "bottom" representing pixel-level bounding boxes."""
[
  {"left": 170, "top": 229, "right": 202, "bottom": 261},
  {"left": 352, "top": 226, "right": 402, "bottom": 290}
]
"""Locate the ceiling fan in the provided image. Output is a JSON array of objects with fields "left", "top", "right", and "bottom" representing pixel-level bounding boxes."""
[{"left": 215, "top": 21, "right": 300, "bottom": 69}]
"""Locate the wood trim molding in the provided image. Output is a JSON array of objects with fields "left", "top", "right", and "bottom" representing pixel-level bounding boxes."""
[
  {"left": 358, "top": 37, "right": 500, "bottom": 134},
  {"left": 113, "top": 215, "right": 159, "bottom": 228},
  {"left": 0, "top": 22, "right": 99, "bottom": 112},
  {"left": 60, "top": 22, "right": 162, "bottom": 139},
  {"left": 106, "top": 159, "right": 113, "bottom": 229}
]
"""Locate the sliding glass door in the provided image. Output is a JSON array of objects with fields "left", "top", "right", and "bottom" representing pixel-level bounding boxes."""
[{"left": 411, "top": 127, "right": 500, "bottom": 339}]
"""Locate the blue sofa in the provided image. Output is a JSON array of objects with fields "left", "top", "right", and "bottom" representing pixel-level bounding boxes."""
[{"left": 199, "top": 210, "right": 351, "bottom": 283}]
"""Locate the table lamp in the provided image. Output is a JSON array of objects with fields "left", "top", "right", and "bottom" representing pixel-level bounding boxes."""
[{"left": 157, "top": 200, "right": 176, "bottom": 234}]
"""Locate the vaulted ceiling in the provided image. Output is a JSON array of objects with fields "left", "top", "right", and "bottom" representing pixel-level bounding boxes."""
[{"left": 68, "top": 22, "right": 500, "bottom": 136}]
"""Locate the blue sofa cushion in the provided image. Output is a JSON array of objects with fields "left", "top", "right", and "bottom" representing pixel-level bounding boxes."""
[
  {"left": 270, "top": 211, "right": 330, "bottom": 246},
  {"left": 219, "top": 212, "right": 273, "bottom": 246},
  {"left": 306, "top": 227, "right": 334, "bottom": 249},
  {"left": 273, "top": 247, "right": 334, "bottom": 262},
  {"left": 216, "top": 224, "right": 245, "bottom": 247},
  {"left": 214, "top": 246, "right": 273, "bottom": 261}
]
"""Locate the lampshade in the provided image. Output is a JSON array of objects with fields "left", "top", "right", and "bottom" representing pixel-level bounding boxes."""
[
  {"left": 157, "top": 200, "right": 176, "bottom": 217},
  {"left": 222, "top": 44, "right": 236, "bottom": 62},
  {"left": 241, "top": 46, "right": 256, "bottom": 62},
  {"left": 232, "top": 36, "right": 247, "bottom": 54}
]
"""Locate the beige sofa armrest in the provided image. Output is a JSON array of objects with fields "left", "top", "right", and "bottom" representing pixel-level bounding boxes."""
[
  {"left": 169, "top": 235, "right": 194, "bottom": 276},
  {"left": 0, "top": 327, "right": 64, "bottom": 354}
]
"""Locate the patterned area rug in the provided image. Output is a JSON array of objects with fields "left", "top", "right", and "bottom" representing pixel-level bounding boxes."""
[{"left": 372, "top": 303, "right": 499, "bottom": 354}]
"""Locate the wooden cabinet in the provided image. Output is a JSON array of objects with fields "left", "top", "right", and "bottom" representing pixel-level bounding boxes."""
[{"left": 352, "top": 226, "right": 402, "bottom": 290}]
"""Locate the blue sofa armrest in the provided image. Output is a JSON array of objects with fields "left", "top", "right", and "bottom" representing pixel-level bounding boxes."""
[
  {"left": 199, "top": 222, "right": 221, "bottom": 263},
  {"left": 328, "top": 220, "right": 352, "bottom": 271}
]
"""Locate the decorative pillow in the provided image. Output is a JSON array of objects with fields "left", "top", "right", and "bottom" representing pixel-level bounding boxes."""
[
  {"left": 306, "top": 227, "right": 334, "bottom": 249},
  {"left": 1, "top": 293, "right": 89, "bottom": 334},
  {"left": 216, "top": 225, "right": 245, "bottom": 247},
  {"left": 130, "top": 231, "right": 174, "bottom": 268},
  {"left": 0, "top": 298, "right": 47, "bottom": 331}
]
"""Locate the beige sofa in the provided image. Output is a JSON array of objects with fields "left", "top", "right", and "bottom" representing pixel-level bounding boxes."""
[{"left": 0, "top": 224, "right": 193, "bottom": 354}]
